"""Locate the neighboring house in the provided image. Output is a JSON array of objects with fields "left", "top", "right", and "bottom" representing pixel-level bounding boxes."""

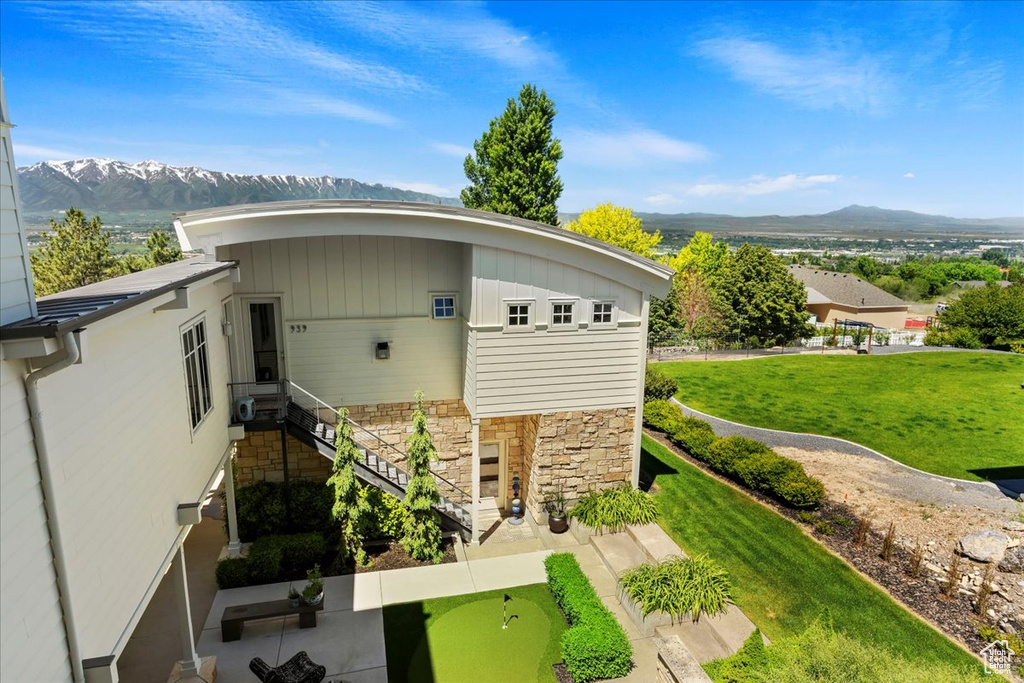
[
  {"left": 788, "top": 265, "right": 909, "bottom": 329},
  {"left": 0, "top": 80, "right": 673, "bottom": 680}
]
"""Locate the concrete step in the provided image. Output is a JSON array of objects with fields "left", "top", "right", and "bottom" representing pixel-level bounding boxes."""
[
  {"left": 590, "top": 531, "right": 648, "bottom": 578},
  {"left": 627, "top": 523, "right": 687, "bottom": 562},
  {"left": 654, "top": 604, "right": 762, "bottom": 663}
]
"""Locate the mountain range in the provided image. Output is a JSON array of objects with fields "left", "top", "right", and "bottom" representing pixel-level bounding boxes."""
[
  {"left": 17, "top": 158, "right": 460, "bottom": 212},
  {"left": 16, "top": 158, "right": 1023, "bottom": 236}
]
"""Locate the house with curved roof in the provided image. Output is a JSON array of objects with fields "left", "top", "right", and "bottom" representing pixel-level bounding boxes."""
[{"left": 788, "top": 265, "right": 908, "bottom": 329}]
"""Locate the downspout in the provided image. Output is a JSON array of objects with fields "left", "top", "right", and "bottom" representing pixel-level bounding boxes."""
[{"left": 24, "top": 332, "right": 84, "bottom": 683}]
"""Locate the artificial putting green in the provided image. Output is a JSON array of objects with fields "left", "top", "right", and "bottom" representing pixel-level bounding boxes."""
[
  {"left": 383, "top": 583, "right": 567, "bottom": 682},
  {"left": 655, "top": 351, "right": 1024, "bottom": 480}
]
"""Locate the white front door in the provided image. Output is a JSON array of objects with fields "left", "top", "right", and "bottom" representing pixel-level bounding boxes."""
[{"left": 479, "top": 441, "right": 505, "bottom": 502}]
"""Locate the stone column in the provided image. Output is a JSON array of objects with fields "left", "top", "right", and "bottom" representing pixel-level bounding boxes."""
[
  {"left": 223, "top": 456, "right": 241, "bottom": 557},
  {"left": 471, "top": 417, "right": 480, "bottom": 544},
  {"left": 171, "top": 545, "right": 201, "bottom": 676}
]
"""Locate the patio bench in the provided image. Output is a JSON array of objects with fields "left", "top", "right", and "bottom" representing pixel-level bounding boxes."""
[{"left": 221, "top": 597, "right": 324, "bottom": 642}]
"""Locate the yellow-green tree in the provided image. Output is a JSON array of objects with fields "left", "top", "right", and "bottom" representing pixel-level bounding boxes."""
[{"left": 564, "top": 203, "right": 662, "bottom": 258}]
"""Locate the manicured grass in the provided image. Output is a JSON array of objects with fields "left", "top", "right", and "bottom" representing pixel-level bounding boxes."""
[
  {"left": 383, "top": 584, "right": 567, "bottom": 682},
  {"left": 655, "top": 352, "right": 1024, "bottom": 480},
  {"left": 642, "top": 435, "right": 982, "bottom": 672}
]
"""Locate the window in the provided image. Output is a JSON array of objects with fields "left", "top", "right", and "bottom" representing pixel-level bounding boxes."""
[
  {"left": 182, "top": 318, "right": 213, "bottom": 431},
  {"left": 550, "top": 300, "right": 576, "bottom": 328},
  {"left": 432, "top": 294, "right": 457, "bottom": 319},
  {"left": 504, "top": 301, "right": 534, "bottom": 331},
  {"left": 591, "top": 301, "right": 616, "bottom": 328}
]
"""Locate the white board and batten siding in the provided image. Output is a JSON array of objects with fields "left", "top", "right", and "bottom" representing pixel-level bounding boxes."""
[
  {"left": 0, "top": 89, "right": 37, "bottom": 327},
  {"left": 33, "top": 279, "right": 233, "bottom": 659},
  {"left": 467, "top": 245, "right": 646, "bottom": 419},
  {"left": 0, "top": 359, "right": 72, "bottom": 682},
  {"left": 224, "top": 236, "right": 466, "bottom": 405}
]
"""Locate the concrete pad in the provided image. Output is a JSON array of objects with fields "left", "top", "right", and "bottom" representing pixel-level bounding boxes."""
[
  {"left": 627, "top": 523, "right": 686, "bottom": 562},
  {"left": 702, "top": 605, "right": 759, "bottom": 653},
  {"left": 600, "top": 595, "right": 645, "bottom": 641},
  {"left": 321, "top": 574, "right": 355, "bottom": 612},
  {"left": 467, "top": 549, "right": 551, "bottom": 592},
  {"left": 566, "top": 545, "right": 619, "bottom": 598},
  {"left": 619, "top": 635, "right": 661, "bottom": 682},
  {"left": 656, "top": 620, "right": 732, "bottom": 663},
  {"left": 379, "top": 561, "right": 475, "bottom": 604},
  {"left": 335, "top": 666, "right": 389, "bottom": 683},
  {"left": 352, "top": 571, "right": 383, "bottom": 611},
  {"left": 203, "top": 581, "right": 294, "bottom": 631},
  {"left": 591, "top": 532, "right": 647, "bottom": 576},
  {"left": 196, "top": 627, "right": 281, "bottom": 683},
  {"left": 279, "top": 608, "right": 386, "bottom": 676},
  {"left": 464, "top": 537, "right": 546, "bottom": 560}
]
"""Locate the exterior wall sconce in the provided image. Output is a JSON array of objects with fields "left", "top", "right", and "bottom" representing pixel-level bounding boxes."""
[
  {"left": 375, "top": 341, "right": 390, "bottom": 360},
  {"left": 221, "top": 319, "right": 233, "bottom": 336}
]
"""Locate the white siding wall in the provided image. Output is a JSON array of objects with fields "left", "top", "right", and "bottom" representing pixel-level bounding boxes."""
[
  {"left": 0, "top": 359, "right": 72, "bottom": 682},
  {"left": 468, "top": 245, "right": 645, "bottom": 418},
  {"left": 0, "top": 106, "right": 36, "bottom": 326},
  {"left": 37, "top": 279, "right": 233, "bottom": 658},
  {"left": 225, "top": 236, "right": 466, "bottom": 405}
]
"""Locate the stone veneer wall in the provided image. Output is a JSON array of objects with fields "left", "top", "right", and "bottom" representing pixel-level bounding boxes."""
[
  {"left": 478, "top": 414, "right": 534, "bottom": 504},
  {"left": 345, "top": 399, "right": 473, "bottom": 493},
  {"left": 234, "top": 431, "right": 333, "bottom": 485},
  {"left": 524, "top": 407, "right": 636, "bottom": 516}
]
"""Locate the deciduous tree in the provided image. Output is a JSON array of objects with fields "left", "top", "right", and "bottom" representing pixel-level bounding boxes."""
[
  {"left": 462, "top": 84, "right": 563, "bottom": 225},
  {"left": 400, "top": 390, "right": 444, "bottom": 563},
  {"left": 721, "top": 244, "right": 811, "bottom": 345},
  {"left": 565, "top": 203, "right": 661, "bottom": 258},
  {"left": 940, "top": 283, "right": 1024, "bottom": 346}
]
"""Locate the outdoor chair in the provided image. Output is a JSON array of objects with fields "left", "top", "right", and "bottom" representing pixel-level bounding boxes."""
[{"left": 249, "top": 650, "right": 326, "bottom": 683}]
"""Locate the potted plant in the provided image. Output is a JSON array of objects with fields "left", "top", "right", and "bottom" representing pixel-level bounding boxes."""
[
  {"left": 546, "top": 488, "right": 569, "bottom": 534},
  {"left": 302, "top": 564, "right": 324, "bottom": 606},
  {"left": 287, "top": 585, "right": 301, "bottom": 608}
]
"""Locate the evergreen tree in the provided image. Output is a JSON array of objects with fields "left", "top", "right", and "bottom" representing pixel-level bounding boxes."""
[
  {"left": 400, "top": 390, "right": 444, "bottom": 563},
  {"left": 462, "top": 84, "right": 563, "bottom": 226},
  {"left": 30, "top": 207, "right": 118, "bottom": 296},
  {"left": 145, "top": 229, "right": 183, "bottom": 266},
  {"left": 328, "top": 409, "right": 369, "bottom": 565}
]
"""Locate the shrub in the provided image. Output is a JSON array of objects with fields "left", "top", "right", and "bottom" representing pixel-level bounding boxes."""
[
  {"left": 545, "top": 553, "right": 632, "bottom": 681},
  {"left": 704, "top": 629, "right": 767, "bottom": 682},
  {"left": 814, "top": 520, "right": 834, "bottom": 536},
  {"left": 215, "top": 557, "right": 249, "bottom": 589},
  {"left": 643, "top": 399, "right": 684, "bottom": 433},
  {"left": 619, "top": 555, "right": 732, "bottom": 624},
  {"left": 700, "top": 436, "right": 826, "bottom": 509},
  {"left": 924, "top": 327, "right": 982, "bottom": 349},
  {"left": 775, "top": 475, "right": 826, "bottom": 508},
  {"left": 569, "top": 484, "right": 658, "bottom": 533},
  {"left": 706, "top": 436, "right": 773, "bottom": 479},
  {"left": 668, "top": 416, "right": 718, "bottom": 460},
  {"left": 242, "top": 532, "right": 328, "bottom": 586},
  {"left": 356, "top": 487, "right": 410, "bottom": 540},
  {"left": 231, "top": 479, "right": 333, "bottom": 541},
  {"left": 644, "top": 365, "right": 678, "bottom": 400},
  {"left": 796, "top": 510, "right": 816, "bottom": 524}
]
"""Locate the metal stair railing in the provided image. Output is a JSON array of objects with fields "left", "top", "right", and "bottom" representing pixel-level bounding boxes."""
[{"left": 284, "top": 381, "right": 472, "bottom": 525}]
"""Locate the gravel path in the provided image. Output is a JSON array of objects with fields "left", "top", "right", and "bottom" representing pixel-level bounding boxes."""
[{"left": 671, "top": 399, "right": 1021, "bottom": 514}]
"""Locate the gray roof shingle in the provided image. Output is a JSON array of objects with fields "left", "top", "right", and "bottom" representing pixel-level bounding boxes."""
[{"left": 788, "top": 265, "right": 907, "bottom": 308}]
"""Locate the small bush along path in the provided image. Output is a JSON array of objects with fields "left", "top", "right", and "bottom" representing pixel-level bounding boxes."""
[
  {"left": 641, "top": 435, "right": 982, "bottom": 672},
  {"left": 655, "top": 351, "right": 1024, "bottom": 480},
  {"left": 382, "top": 584, "right": 567, "bottom": 683}
]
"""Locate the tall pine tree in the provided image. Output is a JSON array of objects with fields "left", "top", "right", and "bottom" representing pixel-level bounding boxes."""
[
  {"left": 400, "top": 390, "right": 443, "bottom": 563},
  {"left": 30, "top": 207, "right": 119, "bottom": 296},
  {"left": 328, "top": 409, "right": 369, "bottom": 566},
  {"left": 462, "top": 84, "right": 563, "bottom": 226}
]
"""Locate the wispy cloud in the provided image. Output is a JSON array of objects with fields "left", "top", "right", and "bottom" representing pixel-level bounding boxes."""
[
  {"left": 431, "top": 142, "right": 474, "bottom": 158},
  {"left": 692, "top": 36, "right": 895, "bottom": 113},
  {"left": 643, "top": 193, "right": 683, "bottom": 207},
  {"left": 685, "top": 174, "right": 840, "bottom": 197},
  {"left": 324, "top": 1, "right": 559, "bottom": 72},
  {"left": 381, "top": 180, "right": 462, "bottom": 197},
  {"left": 13, "top": 143, "right": 83, "bottom": 162},
  {"left": 903, "top": 172, "right": 915, "bottom": 179},
  {"left": 563, "top": 128, "right": 711, "bottom": 167}
]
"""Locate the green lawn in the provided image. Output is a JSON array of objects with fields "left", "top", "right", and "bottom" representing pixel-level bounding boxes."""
[
  {"left": 383, "top": 584, "right": 567, "bottom": 682},
  {"left": 642, "top": 435, "right": 982, "bottom": 672},
  {"left": 654, "top": 352, "right": 1024, "bottom": 480}
]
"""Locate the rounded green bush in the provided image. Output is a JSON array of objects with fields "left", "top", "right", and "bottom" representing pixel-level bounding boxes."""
[
  {"left": 215, "top": 557, "right": 249, "bottom": 589},
  {"left": 643, "top": 399, "right": 684, "bottom": 433},
  {"left": 644, "top": 366, "right": 678, "bottom": 401}
]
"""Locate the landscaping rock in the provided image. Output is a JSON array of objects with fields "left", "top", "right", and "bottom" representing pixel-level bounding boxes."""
[
  {"left": 1004, "top": 521, "right": 1024, "bottom": 533},
  {"left": 997, "top": 546, "right": 1024, "bottom": 574},
  {"left": 958, "top": 529, "right": 1010, "bottom": 563}
]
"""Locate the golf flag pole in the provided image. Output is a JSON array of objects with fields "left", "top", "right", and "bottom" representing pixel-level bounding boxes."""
[{"left": 503, "top": 593, "right": 511, "bottom": 629}]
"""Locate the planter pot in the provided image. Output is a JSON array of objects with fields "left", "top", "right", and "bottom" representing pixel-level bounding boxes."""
[
  {"left": 302, "top": 590, "right": 323, "bottom": 607},
  {"left": 288, "top": 596, "right": 301, "bottom": 608},
  {"left": 548, "top": 514, "right": 569, "bottom": 534}
]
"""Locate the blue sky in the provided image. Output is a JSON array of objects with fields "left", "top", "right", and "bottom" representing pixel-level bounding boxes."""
[{"left": 1, "top": 1, "right": 1021, "bottom": 217}]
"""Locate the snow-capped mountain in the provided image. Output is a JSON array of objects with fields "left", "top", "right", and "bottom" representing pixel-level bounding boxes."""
[{"left": 17, "top": 158, "right": 460, "bottom": 211}]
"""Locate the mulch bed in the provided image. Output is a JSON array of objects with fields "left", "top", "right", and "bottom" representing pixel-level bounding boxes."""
[
  {"left": 354, "top": 538, "right": 457, "bottom": 573},
  {"left": 643, "top": 429, "right": 992, "bottom": 658},
  {"left": 552, "top": 663, "right": 573, "bottom": 683}
]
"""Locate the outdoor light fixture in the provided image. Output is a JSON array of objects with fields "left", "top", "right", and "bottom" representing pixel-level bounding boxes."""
[
  {"left": 221, "top": 319, "right": 233, "bottom": 336},
  {"left": 375, "top": 341, "right": 390, "bottom": 360}
]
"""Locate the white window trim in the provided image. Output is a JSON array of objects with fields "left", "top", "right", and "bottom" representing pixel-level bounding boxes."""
[
  {"left": 180, "top": 314, "right": 214, "bottom": 434},
  {"left": 590, "top": 299, "right": 618, "bottom": 330},
  {"left": 430, "top": 292, "right": 458, "bottom": 320},
  {"left": 548, "top": 298, "right": 580, "bottom": 331},
  {"left": 503, "top": 299, "right": 535, "bottom": 333}
]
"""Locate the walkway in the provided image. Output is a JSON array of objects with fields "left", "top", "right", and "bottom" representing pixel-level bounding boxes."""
[{"left": 672, "top": 398, "right": 1021, "bottom": 512}]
